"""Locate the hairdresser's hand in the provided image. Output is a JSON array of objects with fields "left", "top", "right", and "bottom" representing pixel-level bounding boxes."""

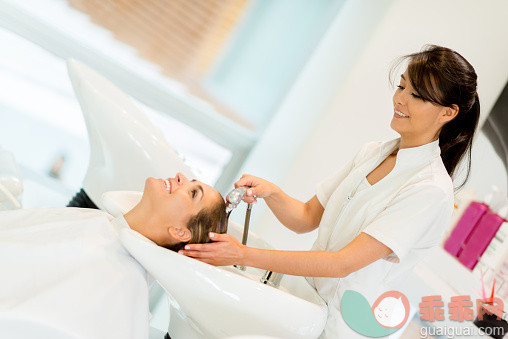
[
  {"left": 179, "top": 232, "right": 247, "bottom": 266},
  {"left": 234, "top": 174, "right": 280, "bottom": 203}
]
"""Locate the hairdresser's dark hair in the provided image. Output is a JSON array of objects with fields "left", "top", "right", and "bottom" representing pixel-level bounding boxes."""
[
  {"left": 390, "top": 44, "right": 480, "bottom": 191},
  {"left": 165, "top": 196, "right": 228, "bottom": 252}
]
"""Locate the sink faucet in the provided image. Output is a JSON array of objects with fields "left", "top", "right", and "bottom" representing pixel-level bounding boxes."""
[
  {"left": 225, "top": 187, "right": 253, "bottom": 271},
  {"left": 225, "top": 188, "right": 284, "bottom": 285},
  {"left": 260, "top": 270, "right": 283, "bottom": 288}
]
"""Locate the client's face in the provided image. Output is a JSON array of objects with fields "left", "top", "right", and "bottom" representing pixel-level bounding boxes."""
[{"left": 139, "top": 173, "right": 221, "bottom": 245}]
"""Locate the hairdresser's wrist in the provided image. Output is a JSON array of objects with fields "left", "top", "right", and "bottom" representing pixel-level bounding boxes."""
[
  {"left": 264, "top": 184, "right": 283, "bottom": 203},
  {"left": 241, "top": 247, "right": 276, "bottom": 273},
  {"left": 239, "top": 245, "right": 257, "bottom": 267}
]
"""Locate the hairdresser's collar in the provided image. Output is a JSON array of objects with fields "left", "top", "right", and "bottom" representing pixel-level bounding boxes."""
[{"left": 378, "top": 137, "right": 441, "bottom": 171}]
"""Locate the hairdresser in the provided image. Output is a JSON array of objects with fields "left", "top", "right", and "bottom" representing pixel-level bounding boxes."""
[{"left": 181, "top": 44, "right": 480, "bottom": 337}]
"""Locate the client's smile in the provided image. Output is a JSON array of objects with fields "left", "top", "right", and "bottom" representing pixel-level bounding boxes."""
[{"left": 164, "top": 179, "right": 172, "bottom": 193}]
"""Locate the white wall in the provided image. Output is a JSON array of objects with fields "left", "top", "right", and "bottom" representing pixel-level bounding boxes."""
[
  {"left": 229, "top": 0, "right": 395, "bottom": 247},
  {"left": 238, "top": 0, "right": 508, "bottom": 250}
]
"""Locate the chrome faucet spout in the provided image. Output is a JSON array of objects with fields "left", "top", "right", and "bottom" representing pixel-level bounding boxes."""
[{"left": 260, "top": 270, "right": 284, "bottom": 288}]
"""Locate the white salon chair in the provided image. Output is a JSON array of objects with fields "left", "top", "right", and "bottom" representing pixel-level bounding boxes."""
[{"left": 66, "top": 58, "right": 194, "bottom": 210}]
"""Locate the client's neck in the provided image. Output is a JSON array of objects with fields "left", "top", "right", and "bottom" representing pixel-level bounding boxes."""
[
  {"left": 124, "top": 204, "right": 160, "bottom": 240},
  {"left": 123, "top": 202, "right": 181, "bottom": 247}
]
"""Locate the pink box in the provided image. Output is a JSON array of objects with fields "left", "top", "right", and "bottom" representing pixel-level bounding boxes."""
[
  {"left": 444, "top": 201, "right": 489, "bottom": 256},
  {"left": 458, "top": 211, "right": 506, "bottom": 269}
]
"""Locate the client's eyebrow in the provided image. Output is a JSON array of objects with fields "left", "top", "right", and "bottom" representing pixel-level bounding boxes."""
[{"left": 401, "top": 74, "right": 406, "bottom": 80}]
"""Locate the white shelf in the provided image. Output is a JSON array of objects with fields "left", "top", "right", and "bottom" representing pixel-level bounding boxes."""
[
  {"left": 416, "top": 246, "right": 482, "bottom": 301},
  {"left": 400, "top": 247, "right": 491, "bottom": 337}
]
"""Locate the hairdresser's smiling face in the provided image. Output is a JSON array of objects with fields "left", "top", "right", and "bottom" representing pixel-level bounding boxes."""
[
  {"left": 143, "top": 173, "right": 219, "bottom": 228},
  {"left": 391, "top": 68, "right": 455, "bottom": 144}
]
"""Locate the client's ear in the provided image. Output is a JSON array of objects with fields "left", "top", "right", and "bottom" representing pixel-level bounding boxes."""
[{"left": 168, "top": 226, "right": 192, "bottom": 242}]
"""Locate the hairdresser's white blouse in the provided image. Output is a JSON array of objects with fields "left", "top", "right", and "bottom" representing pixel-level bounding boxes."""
[{"left": 309, "top": 137, "right": 454, "bottom": 338}]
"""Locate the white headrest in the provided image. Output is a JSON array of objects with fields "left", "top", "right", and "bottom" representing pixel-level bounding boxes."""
[{"left": 101, "top": 191, "right": 143, "bottom": 217}]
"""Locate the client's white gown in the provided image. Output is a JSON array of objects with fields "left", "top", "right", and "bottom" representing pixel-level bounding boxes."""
[{"left": 0, "top": 207, "right": 150, "bottom": 339}]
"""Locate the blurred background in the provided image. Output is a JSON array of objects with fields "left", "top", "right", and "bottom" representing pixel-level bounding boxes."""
[
  {"left": 1, "top": 0, "right": 506, "bottom": 247},
  {"left": 1, "top": 0, "right": 508, "bottom": 337}
]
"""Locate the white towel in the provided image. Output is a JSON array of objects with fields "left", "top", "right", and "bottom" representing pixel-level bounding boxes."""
[{"left": 0, "top": 207, "right": 150, "bottom": 339}]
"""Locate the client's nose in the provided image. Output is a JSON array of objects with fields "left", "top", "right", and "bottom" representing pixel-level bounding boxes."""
[{"left": 176, "top": 172, "right": 188, "bottom": 185}]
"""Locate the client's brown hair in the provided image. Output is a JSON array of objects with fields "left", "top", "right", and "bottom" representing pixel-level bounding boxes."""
[{"left": 165, "top": 197, "right": 228, "bottom": 252}]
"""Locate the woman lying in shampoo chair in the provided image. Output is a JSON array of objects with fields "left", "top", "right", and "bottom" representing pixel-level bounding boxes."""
[{"left": 0, "top": 172, "right": 227, "bottom": 339}]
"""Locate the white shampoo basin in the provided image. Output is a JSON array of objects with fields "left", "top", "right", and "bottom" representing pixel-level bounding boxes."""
[{"left": 120, "top": 226, "right": 327, "bottom": 339}]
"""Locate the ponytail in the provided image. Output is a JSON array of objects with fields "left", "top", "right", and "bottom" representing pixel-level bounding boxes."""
[{"left": 439, "top": 92, "right": 480, "bottom": 191}]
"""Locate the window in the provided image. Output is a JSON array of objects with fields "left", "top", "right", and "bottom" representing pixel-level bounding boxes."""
[
  {"left": 204, "top": 0, "right": 342, "bottom": 130},
  {"left": 0, "top": 25, "right": 231, "bottom": 194}
]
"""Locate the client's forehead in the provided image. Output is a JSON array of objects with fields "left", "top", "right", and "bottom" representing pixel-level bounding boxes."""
[{"left": 206, "top": 185, "right": 223, "bottom": 203}]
